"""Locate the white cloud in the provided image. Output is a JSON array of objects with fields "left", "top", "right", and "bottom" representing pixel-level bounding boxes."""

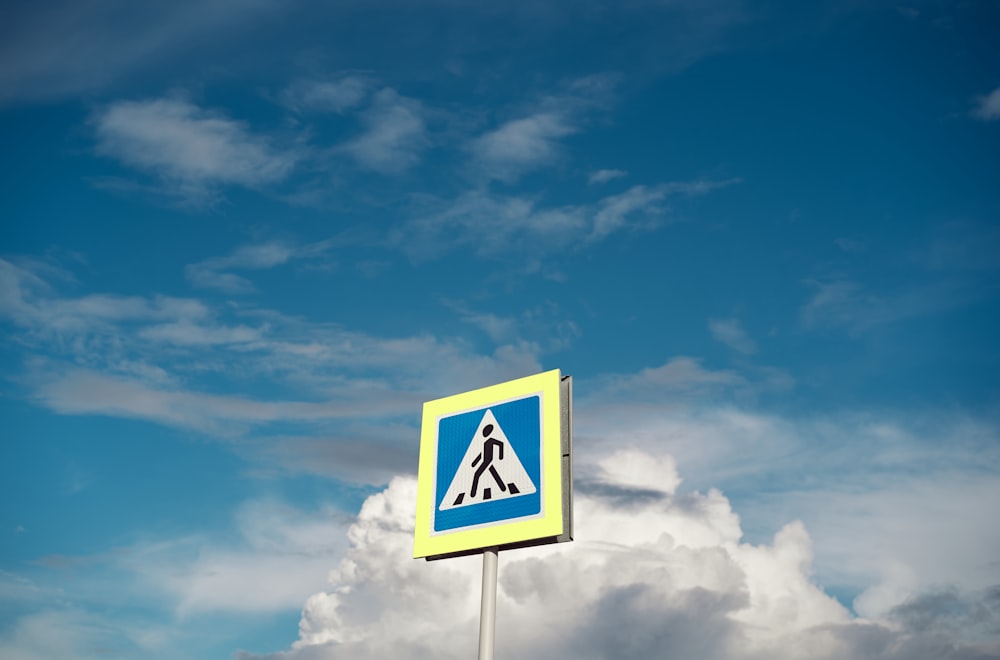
[
  {"left": 184, "top": 240, "right": 332, "bottom": 294},
  {"left": 185, "top": 242, "right": 296, "bottom": 294},
  {"left": 592, "top": 179, "right": 740, "bottom": 239},
  {"left": 4, "top": 256, "right": 543, "bottom": 450},
  {"left": 799, "top": 278, "right": 970, "bottom": 336},
  {"left": 341, "top": 88, "right": 429, "bottom": 173},
  {"left": 2, "top": 258, "right": 210, "bottom": 332},
  {"left": 466, "top": 74, "right": 621, "bottom": 184},
  {"left": 395, "top": 190, "right": 588, "bottom": 260},
  {"left": 31, "top": 356, "right": 520, "bottom": 436},
  {"left": 283, "top": 77, "right": 370, "bottom": 114},
  {"left": 596, "top": 356, "right": 745, "bottom": 399},
  {"left": 778, "top": 470, "right": 1000, "bottom": 618},
  {"left": 94, "top": 97, "right": 297, "bottom": 199},
  {"left": 458, "top": 310, "right": 517, "bottom": 343},
  {"left": 441, "top": 299, "right": 580, "bottom": 350},
  {"left": 395, "top": 178, "right": 737, "bottom": 261},
  {"left": 572, "top": 400, "right": 1000, "bottom": 617},
  {"left": 123, "top": 499, "right": 352, "bottom": 615},
  {"left": 0, "top": 499, "right": 353, "bottom": 658},
  {"left": 588, "top": 168, "right": 627, "bottom": 184},
  {"left": 0, "top": 610, "right": 122, "bottom": 660},
  {"left": 709, "top": 317, "right": 758, "bottom": 354},
  {"left": 94, "top": 98, "right": 299, "bottom": 202},
  {"left": 972, "top": 85, "right": 1000, "bottom": 121},
  {"left": 591, "top": 184, "right": 669, "bottom": 238},
  {"left": 245, "top": 446, "right": 999, "bottom": 660},
  {"left": 470, "top": 112, "right": 576, "bottom": 182}
]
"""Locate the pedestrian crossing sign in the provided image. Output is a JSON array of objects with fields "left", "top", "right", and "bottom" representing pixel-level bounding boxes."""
[{"left": 413, "top": 369, "right": 573, "bottom": 559}]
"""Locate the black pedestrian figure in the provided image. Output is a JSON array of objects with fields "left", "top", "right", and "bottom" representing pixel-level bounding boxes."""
[{"left": 470, "top": 424, "right": 507, "bottom": 499}]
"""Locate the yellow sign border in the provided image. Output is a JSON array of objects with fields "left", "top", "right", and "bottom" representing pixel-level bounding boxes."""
[{"left": 413, "top": 369, "right": 564, "bottom": 558}]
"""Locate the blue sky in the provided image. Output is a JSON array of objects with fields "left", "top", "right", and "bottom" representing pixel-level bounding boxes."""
[{"left": 1, "top": 1, "right": 999, "bottom": 658}]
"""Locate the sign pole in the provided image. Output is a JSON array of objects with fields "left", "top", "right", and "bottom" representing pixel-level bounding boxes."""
[{"left": 478, "top": 546, "right": 499, "bottom": 660}]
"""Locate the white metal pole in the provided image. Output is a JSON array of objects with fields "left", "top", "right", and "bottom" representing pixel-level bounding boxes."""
[{"left": 478, "top": 547, "right": 499, "bottom": 660}]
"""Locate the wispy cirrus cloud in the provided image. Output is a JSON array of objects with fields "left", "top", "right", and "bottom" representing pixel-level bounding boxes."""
[
  {"left": 2, "top": 257, "right": 542, "bottom": 447},
  {"left": 1, "top": 257, "right": 210, "bottom": 333},
  {"left": 93, "top": 97, "right": 299, "bottom": 202},
  {"left": 588, "top": 168, "right": 627, "bottom": 185},
  {"left": 184, "top": 240, "right": 334, "bottom": 294},
  {"left": 341, "top": 88, "right": 429, "bottom": 173},
  {"left": 591, "top": 184, "right": 668, "bottom": 239},
  {"left": 394, "top": 178, "right": 738, "bottom": 261},
  {"left": 395, "top": 190, "right": 587, "bottom": 260},
  {"left": 799, "top": 278, "right": 973, "bottom": 336},
  {"left": 441, "top": 298, "right": 581, "bottom": 350},
  {"left": 592, "top": 179, "right": 740, "bottom": 239}
]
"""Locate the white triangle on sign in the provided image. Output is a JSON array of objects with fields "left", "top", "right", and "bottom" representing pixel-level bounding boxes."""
[{"left": 439, "top": 409, "right": 536, "bottom": 510}]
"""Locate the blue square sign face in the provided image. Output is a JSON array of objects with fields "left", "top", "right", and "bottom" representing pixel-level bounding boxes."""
[{"left": 433, "top": 395, "right": 543, "bottom": 533}]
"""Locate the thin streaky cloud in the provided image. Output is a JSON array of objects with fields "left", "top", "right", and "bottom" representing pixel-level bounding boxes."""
[
  {"left": 592, "top": 184, "right": 669, "bottom": 239},
  {"left": 396, "top": 178, "right": 738, "bottom": 260},
  {"left": 4, "top": 257, "right": 543, "bottom": 425},
  {"left": 588, "top": 168, "right": 628, "bottom": 184},
  {"left": 799, "top": 278, "right": 974, "bottom": 336},
  {"left": 32, "top": 368, "right": 426, "bottom": 434},
  {"left": 184, "top": 241, "right": 333, "bottom": 294},
  {"left": 591, "top": 179, "right": 739, "bottom": 240}
]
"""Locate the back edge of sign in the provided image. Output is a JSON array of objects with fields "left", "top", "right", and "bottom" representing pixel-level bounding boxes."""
[{"left": 414, "top": 371, "right": 573, "bottom": 561}]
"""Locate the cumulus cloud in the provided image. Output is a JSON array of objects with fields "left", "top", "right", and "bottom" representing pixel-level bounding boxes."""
[
  {"left": 709, "top": 317, "right": 757, "bottom": 354},
  {"left": 571, "top": 399, "right": 1000, "bottom": 622},
  {"left": 341, "top": 88, "right": 429, "bottom": 173},
  {"left": 242, "top": 448, "right": 999, "bottom": 660},
  {"left": 972, "top": 85, "right": 1000, "bottom": 121},
  {"left": 94, "top": 97, "right": 298, "bottom": 200}
]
